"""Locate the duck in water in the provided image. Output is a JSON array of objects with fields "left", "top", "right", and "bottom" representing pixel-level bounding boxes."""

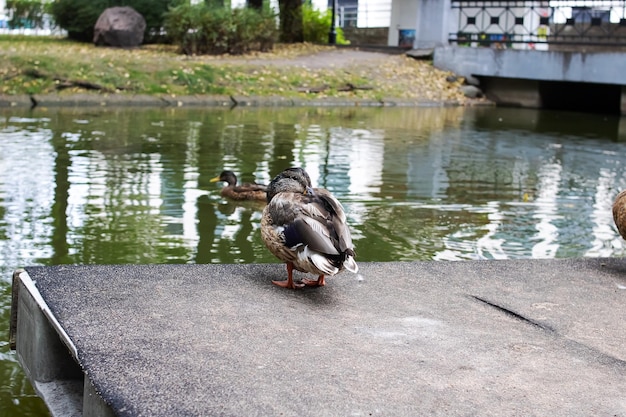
[{"left": 210, "top": 170, "right": 267, "bottom": 201}]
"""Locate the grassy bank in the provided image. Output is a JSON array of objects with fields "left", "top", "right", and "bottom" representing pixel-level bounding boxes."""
[{"left": 0, "top": 36, "right": 468, "bottom": 103}]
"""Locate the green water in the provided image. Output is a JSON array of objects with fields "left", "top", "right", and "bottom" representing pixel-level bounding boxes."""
[{"left": 2, "top": 105, "right": 626, "bottom": 416}]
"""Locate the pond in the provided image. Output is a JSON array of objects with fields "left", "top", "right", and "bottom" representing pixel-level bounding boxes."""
[{"left": 2, "top": 105, "right": 626, "bottom": 416}]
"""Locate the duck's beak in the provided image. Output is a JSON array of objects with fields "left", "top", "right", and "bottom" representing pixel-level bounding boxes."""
[
  {"left": 305, "top": 186, "right": 315, "bottom": 196},
  {"left": 210, "top": 176, "right": 221, "bottom": 183}
]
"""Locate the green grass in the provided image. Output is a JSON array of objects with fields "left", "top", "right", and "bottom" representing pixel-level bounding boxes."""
[
  {"left": 0, "top": 35, "right": 468, "bottom": 103},
  {"left": 0, "top": 36, "right": 341, "bottom": 97}
]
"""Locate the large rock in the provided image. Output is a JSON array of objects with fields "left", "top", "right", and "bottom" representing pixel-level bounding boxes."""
[
  {"left": 460, "top": 84, "right": 484, "bottom": 99},
  {"left": 93, "top": 6, "right": 146, "bottom": 47}
]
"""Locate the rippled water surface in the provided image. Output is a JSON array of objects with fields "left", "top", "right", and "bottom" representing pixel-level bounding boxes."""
[{"left": 2, "top": 105, "right": 626, "bottom": 415}]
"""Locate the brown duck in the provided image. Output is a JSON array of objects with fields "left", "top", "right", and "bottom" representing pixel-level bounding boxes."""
[
  {"left": 613, "top": 190, "right": 626, "bottom": 239},
  {"left": 210, "top": 170, "right": 267, "bottom": 201},
  {"left": 261, "top": 167, "right": 358, "bottom": 289}
]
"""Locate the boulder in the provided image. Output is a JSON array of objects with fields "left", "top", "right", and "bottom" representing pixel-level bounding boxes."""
[
  {"left": 459, "top": 85, "right": 484, "bottom": 99},
  {"left": 93, "top": 6, "right": 146, "bottom": 47}
]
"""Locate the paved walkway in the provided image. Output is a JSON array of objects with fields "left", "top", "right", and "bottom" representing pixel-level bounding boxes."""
[
  {"left": 14, "top": 259, "right": 626, "bottom": 416},
  {"left": 212, "top": 48, "right": 403, "bottom": 69}
]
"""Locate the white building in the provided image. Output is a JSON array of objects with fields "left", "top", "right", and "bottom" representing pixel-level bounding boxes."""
[{"left": 0, "top": 0, "right": 7, "bottom": 28}]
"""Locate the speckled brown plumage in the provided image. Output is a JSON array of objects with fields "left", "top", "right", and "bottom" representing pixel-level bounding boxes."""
[
  {"left": 261, "top": 167, "right": 358, "bottom": 289},
  {"left": 613, "top": 190, "right": 626, "bottom": 240},
  {"left": 210, "top": 170, "right": 267, "bottom": 201}
]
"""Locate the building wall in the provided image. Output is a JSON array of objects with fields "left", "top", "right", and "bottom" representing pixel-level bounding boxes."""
[
  {"left": 434, "top": 46, "right": 626, "bottom": 85},
  {"left": 343, "top": 27, "right": 389, "bottom": 45},
  {"left": 388, "top": 0, "right": 464, "bottom": 48},
  {"left": 387, "top": 0, "right": 417, "bottom": 46},
  {"left": 434, "top": 45, "right": 626, "bottom": 115},
  {"left": 355, "top": 0, "right": 392, "bottom": 28},
  {"left": 0, "top": 0, "right": 6, "bottom": 22}
]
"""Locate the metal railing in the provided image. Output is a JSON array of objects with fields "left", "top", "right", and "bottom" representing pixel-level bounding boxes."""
[{"left": 449, "top": 1, "right": 626, "bottom": 49}]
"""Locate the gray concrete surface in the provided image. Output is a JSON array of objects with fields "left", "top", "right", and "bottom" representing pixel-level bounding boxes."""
[
  {"left": 434, "top": 46, "right": 626, "bottom": 85},
  {"left": 0, "top": 93, "right": 471, "bottom": 109},
  {"left": 15, "top": 259, "right": 626, "bottom": 416}
]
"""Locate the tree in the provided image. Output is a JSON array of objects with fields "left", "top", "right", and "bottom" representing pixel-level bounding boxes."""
[
  {"left": 50, "top": 0, "right": 111, "bottom": 41},
  {"left": 277, "top": 0, "right": 303, "bottom": 42}
]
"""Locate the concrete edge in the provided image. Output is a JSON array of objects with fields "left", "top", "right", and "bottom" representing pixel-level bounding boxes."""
[
  {"left": 9, "top": 268, "right": 21, "bottom": 350},
  {"left": 0, "top": 94, "right": 494, "bottom": 109},
  {"left": 17, "top": 269, "right": 79, "bottom": 361},
  {"left": 433, "top": 45, "right": 626, "bottom": 85},
  {"left": 34, "top": 380, "right": 83, "bottom": 417},
  {"left": 13, "top": 269, "right": 116, "bottom": 417}
]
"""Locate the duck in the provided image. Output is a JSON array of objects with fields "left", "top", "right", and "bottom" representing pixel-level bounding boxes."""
[
  {"left": 261, "top": 167, "right": 358, "bottom": 289},
  {"left": 613, "top": 190, "right": 626, "bottom": 239},
  {"left": 210, "top": 170, "right": 267, "bottom": 201}
]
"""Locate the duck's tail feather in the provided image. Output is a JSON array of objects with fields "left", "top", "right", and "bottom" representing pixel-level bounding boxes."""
[
  {"left": 309, "top": 252, "right": 340, "bottom": 275},
  {"left": 343, "top": 255, "right": 358, "bottom": 273}
]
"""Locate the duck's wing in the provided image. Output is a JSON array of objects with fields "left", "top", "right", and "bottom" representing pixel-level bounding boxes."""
[
  {"left": 310, "top": 190, "right": 358, "bottom": 273},
  {"left": 310, "top": 189, "right": 355, "bottom": 252},
  {"left": 270, "top": 190, "right": 352, "bottom": 255},
  {"left": 233, "top": 183, "right": 267, "bottom": 193}
]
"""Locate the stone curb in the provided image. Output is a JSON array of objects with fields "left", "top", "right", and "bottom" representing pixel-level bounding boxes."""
[{"left": 0, "top": 94, "right": 494, "bottom": 109}]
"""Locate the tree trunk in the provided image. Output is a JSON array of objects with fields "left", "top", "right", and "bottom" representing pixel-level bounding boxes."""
[{"left": 278, "top": 0, "right": 304, "bottom": 43}]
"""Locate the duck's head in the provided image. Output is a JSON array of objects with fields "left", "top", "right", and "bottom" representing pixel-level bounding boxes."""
[
  {"left": 210, "top": 170, "right": 237, "bottom": 186},
  {"left": 266, "top": 167, "right": 314, "bottom": 203}
]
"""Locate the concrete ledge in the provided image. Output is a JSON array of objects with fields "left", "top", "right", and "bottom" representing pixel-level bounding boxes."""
[
  {"left": 0, "top": 94, "right": 33, "bottom": 107},
  {"left": 0, "top": 94, "right": 483, "bottom": 109},
  {"left": 434, "top": 46, "right": 626, "bottom": 85},
  {"left": 11, "top": 260, "right": 626, "bottom": 417}
]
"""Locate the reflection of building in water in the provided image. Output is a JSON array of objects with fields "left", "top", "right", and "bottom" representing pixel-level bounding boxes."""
[
  {"left": 5, "top": 108, "right": 626, "bottom": 268},
  {"left": 531, "top": 162, "right": 561, "bottom": 259},
  {"left": 291, "top": 124, "right": 384, "bottom": 229},
  {"left": 0, "top": 129, "right": 55, "bottom": 267},
  {"left": 586, "top": 168, "right": 621, "bottom": 257},
  {"left": 399, "top": 109, "right": 626, "bottom": 260}
]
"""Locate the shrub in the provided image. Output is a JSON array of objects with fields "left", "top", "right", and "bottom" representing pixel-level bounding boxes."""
[
  {"left": 49, "top": 0, "right": 108, "bottom": 41},
  {"left": 302, "top": 3, "right": 348, "bottom": 45},
  {"left": 126, "top": 0, "right": 174, "bottom": 43},
  {"left": 230, "top": 7, "right": 278, "bottom": 53},
  {"left": 49, "top": 0, "right": 174, "bottom": 43},
  {"left": 163, "top": 2, "right": 278, "bottom": 55}
]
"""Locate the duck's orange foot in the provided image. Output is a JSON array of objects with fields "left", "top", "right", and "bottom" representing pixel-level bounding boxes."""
[
  {"left": 272, "top": 279, "right": 304, "bottom": 289},
  {"left": 273, "top": 262, "right": 306, "bottom": 289},
  {"left": 303, "top": 275, "right": 326, "bottom": 287}
]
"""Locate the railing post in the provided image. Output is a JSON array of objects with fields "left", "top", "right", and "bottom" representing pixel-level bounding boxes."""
[{"left": 328, "top": 0, "right": 337, "bottom": 45}]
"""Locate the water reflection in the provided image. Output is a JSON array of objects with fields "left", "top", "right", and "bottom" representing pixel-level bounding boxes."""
[
  {"left": 2, "top": 106, "right": 626, "bottom": 269},
  {"left": 587, "top": 168, "right": 622, "bottom": 257},
  {"left": 2, "top": 105, "right": 626, "bottom": 416},
  {"left": 532, "top": 161, "right": 561, "bottom": 258}
]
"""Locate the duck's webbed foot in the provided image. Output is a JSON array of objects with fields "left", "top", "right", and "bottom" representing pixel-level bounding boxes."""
[
  {"left": 272, "top": 262, "right": 305, "bottom": 289},
  {"left": 272, "top": 279, "right": 304, "bottom": 289},
  {"left": 303, "top": 275, "right": 325, "bottom": 287}
]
